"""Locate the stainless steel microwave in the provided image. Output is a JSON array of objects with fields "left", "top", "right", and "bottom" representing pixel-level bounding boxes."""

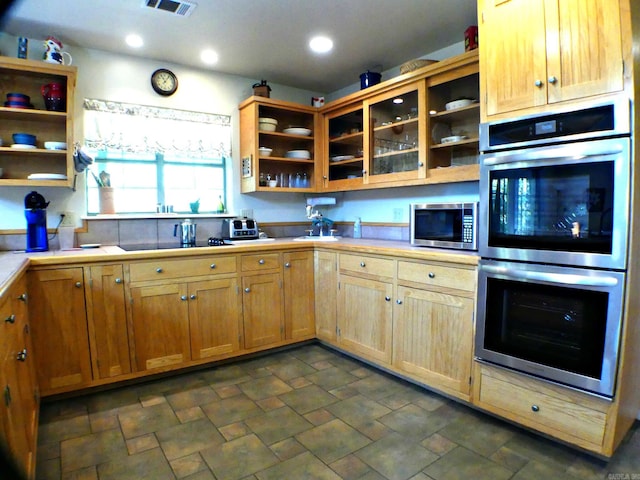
[{"left": 410, "top": 202, "right": 478, "bottom": 250}]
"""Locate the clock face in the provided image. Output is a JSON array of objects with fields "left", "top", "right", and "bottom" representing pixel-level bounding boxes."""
[{"left": 151, "top": 69, "right": 178, "bottom": 96}]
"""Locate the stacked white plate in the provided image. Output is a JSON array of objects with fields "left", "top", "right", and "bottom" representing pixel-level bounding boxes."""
[
  {"left": 27, "top": 173, "right": 68, "bottom": 180},
  {"left": 283, "top": 127, "right": 312, "bottom": 136},
  {"left": 285, "top": 149, "right": 311, "bottom": 159},
  {"left": 44, "top": 141, "right": 67, "bottom": 150}
]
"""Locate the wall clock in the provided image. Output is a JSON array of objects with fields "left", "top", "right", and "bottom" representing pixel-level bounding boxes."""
[{"left": 150, "top": 68, "right": 178, "bottom": 96}]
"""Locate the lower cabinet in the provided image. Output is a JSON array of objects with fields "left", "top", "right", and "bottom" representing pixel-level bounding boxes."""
[
  {"left": 1, "top": 274, "right": 37, "bottom": 479},
  {"left": 314, "top": 251, "right": 338, "bottom": 341},
  {"left": 283, "top": 250, "right": 315, "bottom": 340},
  {"left": 242, "top": 273, "right": 283, "bottom": 349},
  {"left": 28, "top": 268, "right": 93, "bottom": 394}
]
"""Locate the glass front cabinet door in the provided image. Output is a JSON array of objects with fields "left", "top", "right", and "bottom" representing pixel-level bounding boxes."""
[
  {"left": 323, "top": 104, "right": 365, "bottom": 190},
  {"left": 364, "top": 82, "right": 426, "bottom": 184}
]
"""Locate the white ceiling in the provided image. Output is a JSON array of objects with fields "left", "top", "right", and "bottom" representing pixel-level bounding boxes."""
[{"left": 2, "top": 0, "right": 478, "bottom": 93}]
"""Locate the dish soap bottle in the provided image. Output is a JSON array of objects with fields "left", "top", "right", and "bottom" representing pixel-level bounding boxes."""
[
  {"left": 353, "top": 217, "right": 362, "bottom": 239},
  {"left": 216, "top": 195, "right": 225, "bottom": 214}
]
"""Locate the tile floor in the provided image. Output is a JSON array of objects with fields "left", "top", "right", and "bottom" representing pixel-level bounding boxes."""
[{"left": 35, "top": 344, "right": 639, "bottom": 480}]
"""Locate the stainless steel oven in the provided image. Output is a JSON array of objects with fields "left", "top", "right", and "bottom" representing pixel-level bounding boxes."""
[
  {"left": 476, "top": 259, "right": 625, "bottom": 397},
  {"left": 476, "top": 97, "right": 631, "bottom": 398}
]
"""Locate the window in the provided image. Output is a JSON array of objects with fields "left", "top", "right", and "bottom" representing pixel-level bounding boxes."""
[{"left": 83, "top": 99, "right": 231, "bottom": 214}]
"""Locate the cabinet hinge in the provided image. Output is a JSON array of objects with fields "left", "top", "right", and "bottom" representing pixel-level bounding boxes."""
[{"left": 469, "top": 376, "right": 472, "bottom": 386}]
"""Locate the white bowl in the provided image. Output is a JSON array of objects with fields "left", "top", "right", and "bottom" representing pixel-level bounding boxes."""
[
  {"left": 258, "top": 147, "right": 272, "bottom": 157},
  {"left": 285, "top": 149, "right": 311, "bottom": 159},
  {"left": 259, "top": 122, "right": 277, "bottom": 132},
  {"left": 258, "top": 117, "right": 278, "bottom": 125},
  {"left": 268, "top": 179, "right": 278, "bottom": 187},
  {"left": 44, "top": 141, "right": 67, "bottom": 150},
  {"left": 445, "top": 99, "right": 474, "bottom": 110},
  {"left": 283, "top": 127, "right": 312, "bottom": 136}
]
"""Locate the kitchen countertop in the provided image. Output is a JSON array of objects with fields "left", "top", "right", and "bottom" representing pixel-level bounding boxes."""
[{"left": 0, "top": 238, "right": 479, "bottom": 296}]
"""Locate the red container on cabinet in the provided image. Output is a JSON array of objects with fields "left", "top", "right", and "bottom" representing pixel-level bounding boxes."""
[{"left": 465, "top": 26, "right": 478, "bottom": 51}]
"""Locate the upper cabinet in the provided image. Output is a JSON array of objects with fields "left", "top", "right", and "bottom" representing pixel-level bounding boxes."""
[
  {"left": 0, "top": 56, "right": 76, "bottom": 187},
  {"left": 479, "top": 0, "right": 625, "bottom": 120},
  {"left": 239, "top": 97, "right": 320, "bottom": 193}
]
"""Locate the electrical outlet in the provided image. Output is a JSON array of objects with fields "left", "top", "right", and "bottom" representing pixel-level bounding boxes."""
[
  {"left": 393, "top": 208, "right": 403, "bottom": 222},
  {"left": 59, "top": 211, "right": 77, "bottom": 227}
]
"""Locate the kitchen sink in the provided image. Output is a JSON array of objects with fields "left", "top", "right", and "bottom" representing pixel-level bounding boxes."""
[{"left": 293, "top": 236, "right": 340, "bottom": 242}]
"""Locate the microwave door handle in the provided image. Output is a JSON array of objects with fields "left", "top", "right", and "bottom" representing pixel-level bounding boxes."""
[
  {"left": 482, "top": 144, "right": 625, "bottom": 166},
  {"left": 482, "top": 265, "right": 620, "bottom": 287}
]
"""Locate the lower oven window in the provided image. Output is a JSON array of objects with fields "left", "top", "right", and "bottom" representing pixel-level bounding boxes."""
[{"left": 485, "top": 278, "right": 609, "bottom": 379}]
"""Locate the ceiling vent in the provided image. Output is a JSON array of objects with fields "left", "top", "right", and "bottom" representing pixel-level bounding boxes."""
[{"left": 142, "top": 0, "right": 197, "bottom": 17}]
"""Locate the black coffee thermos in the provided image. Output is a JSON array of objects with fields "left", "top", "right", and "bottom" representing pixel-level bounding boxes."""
[{"left": 24, "top": 191, "right": 49, "bottom": 252}]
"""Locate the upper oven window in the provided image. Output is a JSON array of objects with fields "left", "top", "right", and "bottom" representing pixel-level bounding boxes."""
[{"left": 488, "top": 160, "right": 614, "bottom": 254}]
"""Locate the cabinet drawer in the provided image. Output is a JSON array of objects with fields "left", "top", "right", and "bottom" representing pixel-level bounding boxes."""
[
  {"left": 339, "top": 254, "right": 395, "bottom": 278},
  {"left": 397, "top": 261, "right": 476, "bottom": 292},
  {"left": 129, "top": 255, "right": 237, "bottom": 282},
  {"left": 477, "top": 365, "right": 608, "bottom": 447},
  {"left": 241, "top": 253, "right": 281, "bottom": 271}
]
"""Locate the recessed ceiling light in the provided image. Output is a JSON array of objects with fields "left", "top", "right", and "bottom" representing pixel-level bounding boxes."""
[
  {"left": 201, "top": 49, "right": 219, "bottom": 65},
  {"left": 309, "top": 36, "right": 333, "bottom": 54},
  {"left": 125, "top": 34, "right": 144, "bottom": 48}
]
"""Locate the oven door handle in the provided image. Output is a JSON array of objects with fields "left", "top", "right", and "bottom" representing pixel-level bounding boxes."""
[
  {"left": 481, "top": 265, "right": 620, "bottom": 287},
  {"left": 482, "top": 144, "right": 625, "bottom": 166}
]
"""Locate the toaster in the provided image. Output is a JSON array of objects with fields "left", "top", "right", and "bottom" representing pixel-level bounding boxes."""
[{"left": 221, "top": 217, "right": 259, "bottom": 240}]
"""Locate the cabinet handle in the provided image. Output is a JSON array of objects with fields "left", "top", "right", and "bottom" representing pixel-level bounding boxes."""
[
  {"left": 396, "top": 299, "right": 403, "bottom": 305},
  {"left": 17, "top": 293, "right": 27, "bottom": 302},
  {"left": 156, "top": 267, "right": 163, "bottom": 273},
  {"left": 210, "top": 263, "right": 216, "bottom": 269},
  {"left": 258, "top": 259, "right": 265, "bottom": 265},
  {"left": 531, "top": 404, "right": 540, "bottom": 412},
  {"left": 385, "top": 296, "right": 391, "bottom": 302},
  {"left": 4, "top": 314, "right": 16, "bottom": 324},
  {"left": 115, "top": 278, "right": 122, "bottom": 284},
  {"left": 418, "top": 161, "right": 424, "bottom": 167},
  {"left": 362, "top": 169, "right": 367, "bottom": 175},
  {"left": 548, "top": 76, "right": 557, "bottom": 84},
  {"left": 245, "top": 287, "right": 251, "bottom": 293},
  {"left": 323, "top": 175, "right": 328, "bottom": 180},
  {"left": 16, "top": 349, "right": 27, "bottom": 362},
  {"left": 428, "top": 272, "right": 435, "bottom": 279},
  {"left": 360, "top": 261, "right": 366, "bottom": 267},
  {"left": 180, "top": 295, "right": 188, "bottom": 301},
  {"left": 285, "top": 262, "right": 291, "bottom": 268},
  {"left": 190, "top": 294, "right": 196, "bottom": 300},
  {"left": 534, "top": 79, "right": 544, "bottom": 88},
  {"left": 75, "top": 282, "right": 82, "bottom": 288}
]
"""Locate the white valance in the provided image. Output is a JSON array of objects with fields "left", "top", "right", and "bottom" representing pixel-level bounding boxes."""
[{"left": 83, "top": 98, "right": 231, "bottom": 157}]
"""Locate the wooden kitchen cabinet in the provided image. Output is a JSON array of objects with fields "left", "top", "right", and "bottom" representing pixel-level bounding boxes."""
[
  {"left": 322, "top": 104, "right": 365, "bottom": 190},
  {"left": 337, "top": 254, "right": 395, "bottom": 364},
  {"left": 314, "top": 250, "right": 338, "bottom": 342},
  {"left": 283, "top": 250, "right": 315, "bottom": 340},
  {"left": 242, "top": 273, "right": 283, "bottom": 348},
  {"left": 84, "top": 264, "right": 131, "bottom": 379},
  {"left": 239, "top": 96, "right": 320, "bottom": 192},
  {"left": 0, "top": 56, "right": 76, "bottom": 187},
  {"left": 479, "top": 0, "right": 625, "bottom": 119},
  {"left": 0, "top": 275, "right": 37, "bottom": 479},
  {"left": 27, "top": 268, "right": 92, "bottom": 395}
]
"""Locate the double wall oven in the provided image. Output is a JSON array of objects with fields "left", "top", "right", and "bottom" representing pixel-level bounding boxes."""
[{"left": 475, "top": 98, "right": 631, "bottom": 398}]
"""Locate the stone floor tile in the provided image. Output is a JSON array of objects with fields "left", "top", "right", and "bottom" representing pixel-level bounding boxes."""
[
  {"left": 219, "top": 421, "right": 251, "bottom": 441},
  {"left": 83, "top": 387, "right": 141, "bottom": 416},
  {"left": 38, "top": 411, "right": 91, "bottom": 445},
  {"left": 488, "top": 445, "right": 530, "bottom": 472},
  {"left": 60, "top": 428, "right": 128, "bottom": 473},
  {"left": 239, "top": 376, "right": 293, "bottom": 401},
  {"left": 437, "top": 411, "right": 515, "bottom": 457},
  {"left": 380, "top": 404, "right": 453, "bottom": 440},
  {"left": 288, "top": 376, "right": 313, "bottom": 388},
  {"left": 421, "top": 433, "right": 458, "bottom": 457},
  {"left": 351, "top": 419, "right": 393, "bottom": 441},
  {"left": 326, "top": 394, "right": 392, "bottom": 427},
  {"left": 36, "top": 440, "right": 60, "bottom": 461},
  {"left": 355, "top": 432, "right": 439, "bottom": 480},
  {"left": 510, "top": 459, "right": 583, "bottom": 480},
  {"left": 61, "top": 465, "right": 97, "bottom": 480},
  {"left": 244, "top": 405, "right": 313, "bottom": 445},
  {"left": 304, "top": 408, "right": 335, "bottom": 426},
  {"left": 296, "top": 418, "right": 371, "bottom": 464},
  {"left": 256, "top": 396, "right": 286, "bottom": 411},
  {"left": 118, "top": 402, "right": 180, "bottom": 439},
  {"left": 126, "top": 433, "right": 159, "bottom": 454},
  {"left": 176, "top": 405, "right": 206, "bottom": 423},
  {"left": 500, "top": 429, "right": 579, "bottom": 470},
  {"left": 266, "top": 357, "right": 317, "bottom": 380},
  {"left": 326, "top": 354, "right": 363, "bottom": 372},
  {"left": 310, "top": 360, "right": 334, "bottom": 370},
  {"left": 201, "top": 364, "right": 253, "bottom": 387},
  {"left": 349, "top": 373, "right": 407, "bottom": 401},
  {"left": 201, "top": 433, "right": 279, "bottom": 480},
  {"left": 255, "top": 451, "right": 342, "bottom": 480},
  {"left": 329, "top": 384, "right": 360, "bottom": 400},
  {"left": 88, "top": 409, "right": 120, "bottom": 433},
  {"left": 329, "top": 453, "right": 373, "bottom": 480},
  {"left": 156, "top": 417, "right": 224, "bottom": 460},
  {"left": 97, "top": 447, "right": 175, "bottom": 480},
  {"left": 350, "top": 366, "right": 374, "bottom": 378},
  {"left": 279, "top": 384, "right": 339, "bottom": 414},
  {"left": 214, "top": 384, "right": 242, "bottom": 398},
  {"left": 289, "top": 344, "right": 336, "bottom": 364},
  {"left": 36, "top": 457, "right": 61, "bottom": 480},
  {"left": 182, "top": 470, "right": 216, "bottom": 480},
  {"left": 139, "top": 394, "right": 167, "bottom": 407},
  {"left": 424, "top": 446, "right": 512, "bottom": 480},
  {"left": 166, "top": 385, "right": 219, "bottom": 411},
  {"left": 269, "top": 437, "right": 308, "bottom": 461},
  {"left": 306, "top": 366, "right": 359, "bottom": 391},
  {"left": 202, "top": 395, "right": 261, "bottom": 427},
  {"left": 170, "top": 452, "right": 209, "bottom": 478}
]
